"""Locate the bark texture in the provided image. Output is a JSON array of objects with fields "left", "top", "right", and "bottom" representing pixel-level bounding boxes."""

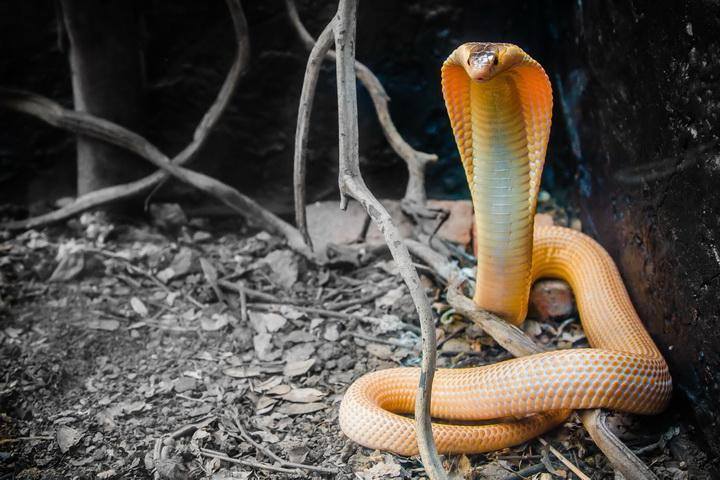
[
  {"left": 567, "top": 0, "right": 720, "bottom": 454},
  {"left": 61, "top": 0, "right": 147, "bottom": 195}
]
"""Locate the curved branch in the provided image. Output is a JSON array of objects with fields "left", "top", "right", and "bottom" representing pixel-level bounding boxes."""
[
  {"left": 286, "top": 0, "right": 437, "bottom": 206},
  {"left": 331, "top": 1, "right": 445, "bottom": 477},
  {"left": 293, "top": 20, "right": 336, "bottom": 249},
  {"left": 1, "top": 0, "right": 249, "bottom": 231},
  {"left": 0, "top": 89, "right": 311, "bottom": 257}
]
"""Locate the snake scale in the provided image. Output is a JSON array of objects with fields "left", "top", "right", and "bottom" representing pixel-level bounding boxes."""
[{"left": 339, "top": 43, "right": 672, "bottom": 455}]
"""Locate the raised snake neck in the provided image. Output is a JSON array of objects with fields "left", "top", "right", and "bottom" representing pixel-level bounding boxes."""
[{"left": 338, "top": 43, "right": 672, "bottom": 455}]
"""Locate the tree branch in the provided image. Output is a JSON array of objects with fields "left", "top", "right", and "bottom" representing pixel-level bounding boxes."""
[
  {"left": 330, "top": 1, "right": 445, "bottom": 478},
  {"left": 1, "top": 0, "right": 249, "bottom": 232},
  {"left": 286, "top": 0, "right": 438, "bottom": 215},
  {"left": 292, "top": 19, "right": 336, "bottom": 248},
  {"left": 0, "top": 89, "right": 310, "bottom": 257}
]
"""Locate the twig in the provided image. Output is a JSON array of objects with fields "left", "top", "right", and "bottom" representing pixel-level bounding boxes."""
[
  {"left": 350, "top": 331, "right": 417, "bottom": 348},
  {"left": 0, "top": 435, "right": 54, "bottom": 444},
  {"left": 199, "top": 447, "right": 299, "bottom": 474},
  {"left": 330, "top": 1, "right": 444, "bottom": 477},
  {"left": 218, "top": 279, "right": 308, "bottom": 305},
  {"left": 447, "top": 279, "right": 658, "bottom": 480},
  {"left": 292, "top": 18, "right": 335, "bottom": 247},
  {"left": 237, "top": 282, "right": 249, "bottom": 324},
  {"left": 247, "top": 302, "right": 421, "bottom": 335},
  {"left": 0, "top": 0, "right": 249, "bottom": 233},
  {"left": 88, "top": 247, "right": 205, "bottom": 309},
  {"left": 500, "top": 463, "right": 547, "bottom": 480},
  {"left": 538, "top": 438, "right": 592, "bottom": 480},
  {"left": 169, "top": 416, "right": 217, "bottom": 440},
  {"left": 324, "top": 290, "right": 384, "bottom": 310},
  {"left": 230, "top": 420, "right": 338, "bottom": 475},
  {"left": 581, "top": 409, "right": 659, "bottom": 480},
  {"left": 287, "top": 0, "right": 439, "bottom": 243}
]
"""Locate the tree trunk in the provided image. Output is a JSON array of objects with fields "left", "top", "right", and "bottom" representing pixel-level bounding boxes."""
[
  {"left": 60, "top": 0, "right": 147, "bottom": 197},
  {"left": 567, "top": 0, "right": 720, "bottom": 455}
]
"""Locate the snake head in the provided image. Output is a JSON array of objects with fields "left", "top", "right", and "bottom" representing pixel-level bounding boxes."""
[
  {"left": 449, "top": 43, "right": 524, "bottom": 82},
  {"left": 467, "top": 49, "right": 499, "bottom": 81}
]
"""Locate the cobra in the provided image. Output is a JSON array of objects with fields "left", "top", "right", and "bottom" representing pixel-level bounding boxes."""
[{"left": 338, "top": 43, "right": 672, "bottom": 455}]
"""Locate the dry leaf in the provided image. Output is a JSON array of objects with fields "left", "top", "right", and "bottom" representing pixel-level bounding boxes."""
[
  {"left": 356, "top": 457, "right": 403, "bottom": 479},
  {"left": 56, "top": 425, "right": 83, "bottom": 453},
  {"left": 283, "top": 358, "right": 315, "bottom": 377},
  {"left": 266, "top": 384, "right": 292, "bottom": 396},
  {"left": 281, "top": 387, "right": 325, "bottom": 403},
  {"left": 249, "top": 311, "right": 287, "bottom": 334},
  {"left": 86, "top": 319, "right": 120, "bottom": 331},
  {"left": 323, "top": 324, "right": 340, "bottom": 341},
  {"left": 375, "top": 286, "right": 404, "bottom": 309},
  {"left": 277, "top": 402, "right": 326, "bottom": 415},
  {"left": 201, "top": 313, "right": 230, "bottom": 331},
  {"left": 258, "top": 250, "right": 298, "bottom": 289},
  {"left": 130, "top": 297, "right": 148, "bottom": 317},
  {"left": 157, "top": 247, "right": 195, "bottom": 282},
  {"left": 366, "top": 343, "right": 394, "bottom": 360},
  {"left": 223, "top": 366, "right": 262, "bottom": 378},
  {"left": 282, "top": 342, "right": 315, "bottom": 362},
  {"left": 49, "top": 242, "right": 85, "bottom": 282},
  {"left": 253, "top": 333, "right": 278, "bottom": 361}
]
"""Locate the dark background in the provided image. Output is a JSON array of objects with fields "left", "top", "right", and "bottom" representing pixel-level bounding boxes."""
[{"left": 1, "top": 0, "right": 719, "bottom": 457}]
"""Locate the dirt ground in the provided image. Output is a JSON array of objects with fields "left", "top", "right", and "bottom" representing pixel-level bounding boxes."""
[{"left": 0, "top": 205, "right": 716, "bottom": 479}]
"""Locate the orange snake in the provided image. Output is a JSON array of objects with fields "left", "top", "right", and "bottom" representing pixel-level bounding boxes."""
[{"left": 338, "top": 43, "right": 672, "bottom": 455}]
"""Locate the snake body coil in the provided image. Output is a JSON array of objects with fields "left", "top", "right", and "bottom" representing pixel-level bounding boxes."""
[{"left": 339, "top": 43, "right": 671, "bottom": 455}]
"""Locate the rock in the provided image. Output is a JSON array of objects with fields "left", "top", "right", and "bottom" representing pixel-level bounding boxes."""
[{"left": 529, "top": 279, "right": 576, "bottom": 321}]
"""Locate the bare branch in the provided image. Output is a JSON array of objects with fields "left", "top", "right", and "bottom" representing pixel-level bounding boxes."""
[
  {"left": 286, "top": 0, "right": 438, "bottom": 207},
  {"left": 0, "top": 89, "right": 310, "bottom": 257},
  {"left": 293, "top": 19, "right": 335, "bottom": 248},
  {"left": 330, "top": 1, "right": 445, "bottom": 477},
  {"left": 581, "top": 410, "right": 659, "bottom": 480},
  {"left": 0, "top": 0, "right": 249, "bottom": 231}
]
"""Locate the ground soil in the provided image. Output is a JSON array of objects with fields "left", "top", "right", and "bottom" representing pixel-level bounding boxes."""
[{"left": 0, "top": 206, "right": 716, "bottom": 479}]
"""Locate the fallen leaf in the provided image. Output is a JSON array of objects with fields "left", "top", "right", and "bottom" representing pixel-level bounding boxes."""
[
  {"left": 253, "top": 333, "right": 278, "bottom": 361},
  {"left": 283, "top": 358, "right": 315, "bottom": 377},
  {"left": 377, "top": 314, "right": 404, "bottom": 333},
  {"left": 375, "top": 286, "right": 405, "bottom": 310},
  {"left": 201, "top": 313, "right": 230, "bottom": 331},
  {"left": 130, "top": 297, "right": 148, "bottom": 317},
  {"left": 356, "top": 457, "right": 403, "bottom": 479},
  {"left": 223, "top": 366, "right": 262, "bottom": 378},
  {"left": 258, "top": 250, "right": 298, "bottom": 289},
  {"left": 283, "top": 342, "right": 315, "bottom": 362},
  {"left": 281, "top": 387, "right": 325, "bottom": 403},
  {"left": 277, "top": 402, "right": 326, "bottom": 415},
  {"left": 249, "top": 311, "right": 287, "bottom": 334},
  {"left": 266, "top": 384, "right": 292, "bottom": 396},
  {"left": 256, "top": 396, "right": 277, "bottom": 413},
  {"left": 253, "top": 430, "right": 279, "bottom": 444},
  {"left": 49, "top": 242, "right": 85, "bottom": 282},
  {"left": 96, "top": 469, "right": 117, "bottom": 479},
  {"left": 158, "top": 247, "right": 195, "bottom": 282},
  {"left": 86, "top": 319, "right": 120, "bottom": 331},
  {"left": 56, "top": 425, "right": 83, "bottom": 453},
  {"left": 366, "top": 343, "right": 394, "bottom": 360},
  {"left": 323, "top": 324, "right": 340, "bottom": 341}
]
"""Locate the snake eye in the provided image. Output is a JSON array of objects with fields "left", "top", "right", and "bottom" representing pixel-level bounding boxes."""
[{"left": 493, "top": 56, "right": 499, "bottom": 66}]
